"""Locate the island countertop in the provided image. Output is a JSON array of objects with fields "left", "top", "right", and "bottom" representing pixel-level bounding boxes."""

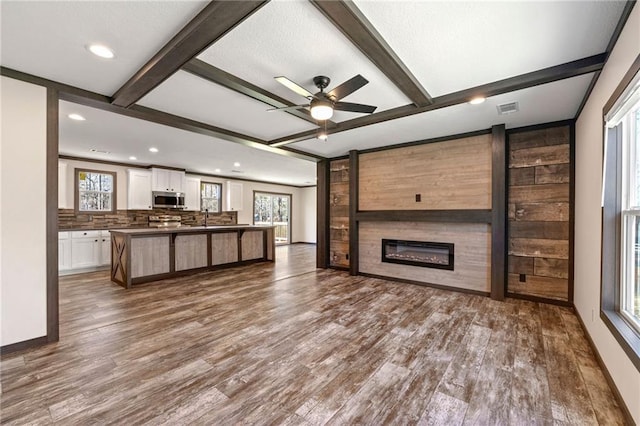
[
  {"left": 109, "top": 224, "right": 274, "bottom": 235},
  {"left": 110, "top": 225, "right": 276, "bottom": 288}
]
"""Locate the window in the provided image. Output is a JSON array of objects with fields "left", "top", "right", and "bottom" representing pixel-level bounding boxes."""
[
  {"left": 201, "top": 182, "right": 222, "bottom": 213},
  {"left": 602, "top": 60, "right": 640, "bottom": 371},
  {"left": 254, "top": 191, "right": 291, "bottom": 244},
  {"left": 621, "top": 104, "right": 640, "bottom": 333},
  {"left": 75, "top": 169, "right": 116, "bottom": 213}
]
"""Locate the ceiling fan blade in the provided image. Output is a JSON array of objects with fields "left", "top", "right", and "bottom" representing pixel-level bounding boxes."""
[
  {"left": 327, "top": 74, "right": 369, "bottom": 101},
  {"left": 333, "top": 101, "right": 377, "bottom": 114},
  {"left": 274, "top": 76, "right": 314, "bottom": 99},
  {"left": 267, "top": 104, "right": 309, "bottom": 112}
]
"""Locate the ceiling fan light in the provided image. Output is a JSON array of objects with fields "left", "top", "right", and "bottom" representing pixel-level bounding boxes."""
[{"left": 310, "top": 99, "right": 333, "bottom": 120}]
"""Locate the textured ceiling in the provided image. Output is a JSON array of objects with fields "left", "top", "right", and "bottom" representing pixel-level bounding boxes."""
[{"left": 0, "top": 1, "right": 631, "bottom": 185}]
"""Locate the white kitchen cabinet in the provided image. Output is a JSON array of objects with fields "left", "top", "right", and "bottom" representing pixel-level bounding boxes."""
[
  {"left": 226, "top": 181, "right": 243, "bottom": 211},
  {"left": 70, "top": 231, "right": 102, "bottom": 269},
  {"left": 184, "top": 176, "right": 201, "bottom": 211},
  {"left": 58, "top": 232, "right": 72, "bottom": 271},
  {"left": 152, "top": 168, "right": 185, "bottom": 192},
  {"left": 100, "top": 230, "right": 111, "bottom": 266},
  {"left": 127, "top": 169, "right": 152, "bottom": 210},
  {"left": 58, "top": 161, "right": 70, "bottom": 208}
]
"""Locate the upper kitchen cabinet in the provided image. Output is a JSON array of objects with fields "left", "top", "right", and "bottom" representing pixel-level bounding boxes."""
[
  {"left": 184, "top": 176, "right": 201, "bottom": 211},
  {"left": 152, "top": 168, "right": 185, "bottom": 193},
  {"left": 58, "top": 161, "right": 71, "bottom": 208},
  {"left": 127, "top": 169, "right": 152, "bottom": 210},
  {"left": 226, "top": 181, "right": 243, "bottom": 211}
]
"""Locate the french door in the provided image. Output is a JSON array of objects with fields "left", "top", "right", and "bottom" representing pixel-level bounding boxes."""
[{"left": 253, "top": 192, "right": 291, "bottom": 245}]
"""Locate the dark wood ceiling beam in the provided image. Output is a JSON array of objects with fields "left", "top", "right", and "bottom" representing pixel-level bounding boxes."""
[
  {"left": 269, "top": 53, "right": 607, "bottom": 147},
  {"left": 111, "top": 1, "right": 268, "bottom": 108},
  {"left": 310, "top": 0, "right": 432, "bottom": 107},
  {"left": 182, "top": 58, "right": 335, "bottom": 128}
]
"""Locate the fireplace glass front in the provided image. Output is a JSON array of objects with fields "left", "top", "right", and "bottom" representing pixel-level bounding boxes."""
[{"left": 382, "top": 239, "right": 454, "bottom": 270}]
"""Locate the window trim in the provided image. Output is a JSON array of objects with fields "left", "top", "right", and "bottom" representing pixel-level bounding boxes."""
[
  {"left": 74, "top": 168, "right": 117, "bottom": 214},
  {"left": 200, "top": 181, "right": 222, "bottom": 213},
  {"left": 253, "top": 190, "right": 292, "bottom": 245},
  {"left": 601, "top": 55, "right": 640, "bottom": 372}
]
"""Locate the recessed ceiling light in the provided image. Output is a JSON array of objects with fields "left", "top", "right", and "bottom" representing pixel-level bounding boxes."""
[
  {"left": 149, "top": 147, "right": 159, "bottom": 153},
  {"left": 469, "top": 97, "right": 486, "bottom": 105},
  {"left": 68, "top": 113, "right": 85, "bottom": 121},
  {"left": 129, "top": 156, "right": 137, "bottom": 161},
  {"left": 87, "top": 44, "right": 114, "bottom": 59},
  {"left": 233, "top": 162, "right": 241, "bottom": 167},
  {"left": 215, "top": 168, "right": 221, "bottom": 173}
]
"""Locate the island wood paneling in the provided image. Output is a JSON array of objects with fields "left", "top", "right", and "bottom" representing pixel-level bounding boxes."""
[
  {"left": 358, "top": 135, "right": 492, "bottom": 211},
  {"left": 211, "top": 233, "right": 238, "bottom": 265},
  {"left": 507, "top": 125, "right": 571, "bottom": 301},
  {"left": 241, "top": 231, "right": 263, "bottom": 261},
  {"left": 175, "top": 234, "right": 208, "bottom": 271},
  {"left": 130, "top": 236, "right": 170, "bottom": 278},
  {"left": 329, "top": 158, "right": 350, "bottom": 268},
  {"left": 359, "top": 221, "right": 491, "bottom": 293}
]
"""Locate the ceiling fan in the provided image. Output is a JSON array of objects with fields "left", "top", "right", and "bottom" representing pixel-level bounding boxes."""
[{"left": 270, "top": 74, "right": 377, "bottom": 121}]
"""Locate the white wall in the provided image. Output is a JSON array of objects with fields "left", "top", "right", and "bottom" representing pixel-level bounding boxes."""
[
  {"left": 58, "top": 159, "right": 317, "bottom": 243},
  {"left": 1, "top": 77, "right": 48, "bottom": 346},
  {"left": 574, "top": 5, "right": 640, "bottom": 423}
]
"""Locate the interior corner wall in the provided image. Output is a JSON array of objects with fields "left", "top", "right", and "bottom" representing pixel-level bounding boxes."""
[
  {"left": 1, "top": 76, "right": 48, "bottom": 346},
  {"left": 574, "top": 5, "right": 640, "bottom": 423}
]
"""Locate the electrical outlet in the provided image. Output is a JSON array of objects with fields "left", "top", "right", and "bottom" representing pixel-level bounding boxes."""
[
  {"left": 519, "top": 274, "right": 526, "bottom": 282},
  {"left": 346, "top": 253, "right": 349, "bottom": 260},
  {"left": 415, "top": 194, "right": 421, "bottom": 202}
]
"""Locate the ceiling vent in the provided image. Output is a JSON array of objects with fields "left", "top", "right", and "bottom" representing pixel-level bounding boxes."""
[
  {"left": 496, "top": 101, "right": 519, "bottom": 115},
  {"left": 231, "top": 169, "right": 244, "bottom": 174}
]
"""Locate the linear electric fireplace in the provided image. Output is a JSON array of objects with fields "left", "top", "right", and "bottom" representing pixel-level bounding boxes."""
[{"left": 382, "top": 239, "right": 454, "bottom": 270}]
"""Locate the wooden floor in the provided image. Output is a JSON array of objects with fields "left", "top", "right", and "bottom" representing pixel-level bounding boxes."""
[{"left": 1, "top": 245, "right": 626, "bottom": 425}]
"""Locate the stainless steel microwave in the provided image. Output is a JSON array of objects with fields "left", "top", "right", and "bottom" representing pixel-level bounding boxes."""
[{"left": 152, "top": 191, "right": 185, "bottom": 209}]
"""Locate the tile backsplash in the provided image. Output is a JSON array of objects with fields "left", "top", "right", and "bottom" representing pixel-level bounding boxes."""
[{"left": 59, "top": 209, "right": 237, "bottom": 230}]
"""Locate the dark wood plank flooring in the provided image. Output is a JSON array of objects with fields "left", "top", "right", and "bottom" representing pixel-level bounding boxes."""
[{"left": 1, "top": 245, "right": 625, "bottom": 424}]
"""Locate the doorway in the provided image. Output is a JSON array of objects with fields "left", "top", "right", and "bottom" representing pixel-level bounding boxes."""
[{"left": 253, "top": 191, "right": 291, "bottom": 245}]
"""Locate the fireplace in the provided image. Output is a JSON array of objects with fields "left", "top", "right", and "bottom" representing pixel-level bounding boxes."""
[{"left": 381, "top": 239, "right": 454, "bottom": 270}]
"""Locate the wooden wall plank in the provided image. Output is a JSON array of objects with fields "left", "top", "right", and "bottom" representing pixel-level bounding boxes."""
[
  {"left": 509, "top": 238, "right": 568, "bottom": 260},
  {"left": 359, "top": 134, "right": 492, "bottom": 210},
  {"left": 534, "top": 258, "right": 569, "bottom": 279},
  {"left": 509, "top": 221, "right": 569, "bottom": 240},
  {"left": 508, "top": 256, "right": 534, "bottom": 275},
  {"left": 508, "top": 126, "right": 570, "bottom": 151},
  {"left": 507, "top": 274, "right": 569, "bottom": 301},
  {"left": 535, "top": 164, "right": 570, "bottom": 184},
  {"left": 509, "top": 184, "right": 569, "bottom": 204},
  {"left": 510, "top": 168, "right": 535, "bottom": 185},
  {"left": 510, "top": 144, "right": 569, "bottom": 168},
  {"left": 513, "top": 203, "right": 569, "bottom": 222}
]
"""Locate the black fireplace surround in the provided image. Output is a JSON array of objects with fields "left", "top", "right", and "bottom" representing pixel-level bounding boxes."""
[{"left": 382, "top": 239, "right": 454, "bottom": 270}]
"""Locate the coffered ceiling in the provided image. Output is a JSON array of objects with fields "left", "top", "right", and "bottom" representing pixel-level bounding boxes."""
[{"left": 0, "top": 0, "right": 633, "bottom": 186}]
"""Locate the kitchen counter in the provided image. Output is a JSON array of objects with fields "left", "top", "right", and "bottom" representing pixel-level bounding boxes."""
[{"left": 110, "top": 225, "right": 276, "bottom": 288}]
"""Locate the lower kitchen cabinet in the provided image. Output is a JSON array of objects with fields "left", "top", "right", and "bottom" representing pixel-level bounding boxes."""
[
  {"left": 58, "top": 232, "right": 72, "bottom": 271},
  {"left": 60, "top": 230, "right": 111, "bottom": 273}
]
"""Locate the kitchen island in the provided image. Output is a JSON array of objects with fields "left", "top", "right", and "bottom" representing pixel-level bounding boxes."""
[{"left": 110, "top": 225, "right": 275, "bottom": 288}]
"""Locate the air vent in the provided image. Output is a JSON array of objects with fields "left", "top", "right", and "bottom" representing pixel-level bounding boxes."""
[
  {"left": 231, "top": 169, "right": 244, "bottom": 174},
  {"left": 496, "top": 101, "right": 519, "bottom": 115},
  {"left": 89, "top": 148, "right": 111, "bottom": 154}
]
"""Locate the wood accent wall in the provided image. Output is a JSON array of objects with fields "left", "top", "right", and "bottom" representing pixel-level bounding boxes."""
[
  {"left": 507, "top": 125, "right": 571, "bottom": 301},
  {"left": 359, "top": 221, "right": 491, "bottom": 293},
  {"left": 358, "top": 134, "right": 492, "bottom": 210},
  {"left": 330, "top": 158, "right": 350, "bottom": 268}
]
